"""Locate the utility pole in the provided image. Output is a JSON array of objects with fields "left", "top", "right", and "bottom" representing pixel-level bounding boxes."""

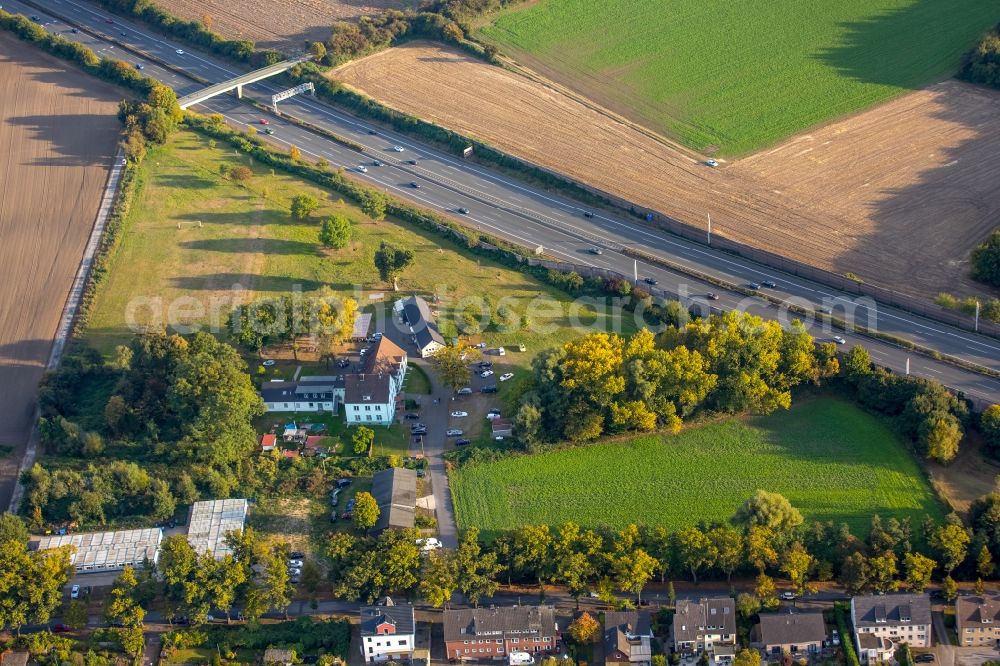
[
  {"left": 707, "top": 213, "right": 712, "bottom": 245},
  {"left": 975, "top": 300, "right": 981, "bottom": 332},
  {"left": 633, "top": 259, "right": 638, "bottom": 282},
  {"left": 905, "top": 357, "right": 910, "bottom": 375}
]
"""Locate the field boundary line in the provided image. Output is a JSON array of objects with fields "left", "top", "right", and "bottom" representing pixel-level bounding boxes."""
[{"left": 7, "top": 149, "right": 126, "bottom": 514}]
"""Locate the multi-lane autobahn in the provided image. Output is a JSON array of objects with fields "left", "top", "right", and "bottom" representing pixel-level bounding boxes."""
[{"left": 9, "top": 0, "right": 1000, "bottom": 404}]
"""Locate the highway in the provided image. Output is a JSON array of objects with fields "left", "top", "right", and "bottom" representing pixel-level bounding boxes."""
[{"left": 9, "top": 0, "right": 1000, "bottom": 405}]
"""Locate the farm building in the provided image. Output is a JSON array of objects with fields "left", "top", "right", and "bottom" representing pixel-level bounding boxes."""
[
  {"left": 371, "top": 467, "right": 417, "bottom": 534},
  {"left": 186, "top": 498, "right": 248, "bottom": 559},
  {"left": 35, "top": 527, "right": 162, "bottom": 573}
]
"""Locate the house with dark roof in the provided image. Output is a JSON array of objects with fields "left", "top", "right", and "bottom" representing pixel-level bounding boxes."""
[
  {"left": 753, "top": 611, "right": 826, "bottom": 657},
  {"left": 345, "top": 337, "right": 407, "bottom": 425},
  {"left": 397, "top": 295, "right": 445, "bottom": 358},
  {"left": 850, "top": 594, "right": 931, "bottom": 663},
  {"left": 444, "top": 605, "right": 558, "bottom": 662},
  {"left": 673, "top": 598, "right": 736, "bottom": 662},
  {"left": 956, "top": 594, "right": 1000, "bottom": 647},
  {"left": 260, "top": 375, "right": 345, "bottom": 414},
  {"left": 371, "top": 467, "right": 417, "bottom": 534},
  {"left": 360, "top": 597, "right": 416, "bottom": 663},
  {"left": 605, "top": 611, "right": 652, "bottom": 666}
]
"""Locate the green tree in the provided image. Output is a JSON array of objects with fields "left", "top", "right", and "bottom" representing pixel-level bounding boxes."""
[
  {"left": 301, "top": 560, "right": 323, "bottom": 600},
  {"left": 923, "top": 415, "right": 962, "bottom": 464},
  {"left": 118, "top": 626, "right": 146, "bottom": 662},
  {"left": 735, "top": 592, "right": 761, "bottom": 619},
  {"left": 971, "top": 230, "right": 1000, "bottom": 287},
  {"left": 614, "top": 549, "right": 658, "bottom": 604},
  {"left": 0, "top": 514, "right": 29, "bottom": 546},
  {"left": 674, "top": 527, "right": 715, "bottom": 584},
  {"left": 708, "top": 526, "right": 744, "bottom": 581},
  {"left": 290, "top": 193, "right": 319, "bottom": 220},
  {"left": 780, "top": 542, "right": 814, "bottom": 594},
  {"left": 353, "top": 492, "right": 380, "bottom": 531},
  {"left": 258, "top": 543, "right": 293, "bottom": 618},
  {"left": 360, "top": 191, "right": 389, "bottom": 221},
  {"left": 63, "top": 600, "right": 88, "bottom": 629},
  {"left": 373, "top": 241, "right": 414, "bottom": 291},
  {"left": 309, "top": 41, "right": 327, "bottom": 59},
  {"left": 904, "top": 552, "right": 936, "bottom": 592},
  {"left": 843, "top": 345, "right": 873, "bottom": 381},
  {"left": 732, "top": 649, "right": 762, "bottom": 666},
  {"left": 511, "top": 525, "right": 553, "bottom": 587},
  {"left": 420, "top": 550, "right": 458, "bottom": 607},
  {"left": 105, "top": 566, "right": 146, "bottom": 628},
  {"left": 941, "top": 574, "right": 958, "bottom": 602},
  {"left": 733, "top": 490, "right": 803, "bottom": 533},
  {"left": 746, "top": 525, "right": 779, "bottom": 573},
  {"left": 978, "top": 544, "right": 994, "bottom": 579},
  {"left": 869, "top": 552, "right": 898, "bottom": 594},
  {"left": 455, "top": 527, "right": 502, "bottom": 606},
  {"left": 930, "top": 522, "right": 971, "bottom": 574},
  {"left": 352, "top": 426, "right": 375, "bottom": 455},
  {"left": 430, "top": 344, "right": 478, "bottom": 393},
  {"left": 981, "top": 405, "right": 1000, "bottom": 457},
  {"left": 840, "top": 552, "right": 871, "bottom": 595},
  {"left": 755, "top": 573, "right": 778, "bottom": 608},
  {"left": 378, "top": 529, "right": 422, "bottom": 593},
  {"left": 319, "top": 214, "right": 351, "bottom": 249}
]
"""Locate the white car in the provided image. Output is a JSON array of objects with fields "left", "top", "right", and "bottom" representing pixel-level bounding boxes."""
[
  {"left": 416, "top": 537, "right": 442, "bottom": 552},
  {"left": 497, "top": 347, "right": 506, "bottom": 356},
  {"left": 70, "top": 584, "right": 80, "bottom": 599},
  {"left": 451, "top": 411, "right": 468, "bottom": 418},
  {"left": 262, "top": 359, "right": 276, "bottom": 366},
  {"left": 499, "top": 373, "right": 514, "bottom": 382},
  {"left": 706, "top": 159, "right": 718, "bottom": 167},
  {"left": 833, "top": 335, "right": 847, "bottom": 344},
  {"left": 175, "top": 48, "right": 184, "bottom": 55},
  {"left": 780, "top": 591, "right": 798, "bottom": 600},
  {"left": 288, "top": 559, "right": 303, "bottom": 567},
  {"left": 446, "top": 429, "right": 464, "bottom": 437},
  {"left": 392, "top": 145, "right": 405, "bottom": 152},
  {"left": 357, "top": 165, "right": 368, "bottom": 173},
  {"left": 480, "top": 370, "right": 494, "bottom": 378},
  {"left": 288, "top": 567, "right": 301, "bottom": 576}
]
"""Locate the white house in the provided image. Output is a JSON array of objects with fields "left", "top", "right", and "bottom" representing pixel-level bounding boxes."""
[
  {"left": 397, "top": 295, "right": 445, "bottom": 358},
  {"left": 851, "top": 594, "right": 931, "bottom": 664},
  {"left": 360, "top": 598, "right": 415, "bottom": 663},
  {"left": 260, "top": 376, "right": 344, "bottom": 413},
  {"left": 345, "top": 337, "right": 407, "bottom": 425},
  {"left": 673, "top": 598, "right": 737, "bottom": 663}
]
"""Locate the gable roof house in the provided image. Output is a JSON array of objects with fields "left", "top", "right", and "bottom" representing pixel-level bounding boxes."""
[
  {"left": 371, "top": 467, "right": 417, "bottom": 534},
  {"left": 261, "top": 375, "right": 345, "bottom": 414},
  {"left": 957, "top": 594, "right": 1000, "bottom": 646},
  {"left": 673, "top": 598, "right": 737, "bottom": 662},
  {"left": 850, "top": 594, "right": 931, "bottom": 664},
  {"left": 345, "top": 337, "right": 408, "bottom": 425},
  {"left": 753, "top": 611, "right": 826, "bottom": 656},
  {"left": 398, "top": 295, "right": 445, "bottom": 358},
  {"left": 605, "top": 611, "right": 653, "bottom": 666},
  {"left": 360, "top": 597, "right": 416, "bottom": 663},
  {"left": 444, "top": 605, "right": 558, "bottom": 662}
]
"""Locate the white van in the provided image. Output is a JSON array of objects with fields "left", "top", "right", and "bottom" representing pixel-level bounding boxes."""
[
  {"left": 509, "top": 652, "right": 535, "bottom": 666},
  {"left": 497, "top": 347, "right": 506, "bottom": 356}
]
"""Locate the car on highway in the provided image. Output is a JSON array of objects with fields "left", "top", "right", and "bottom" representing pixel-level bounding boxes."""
[
  {"left": 134, "top": 63, "right": 143, "bottom": 70},
  {"left": 406, "top": 159, "right": 417, "bottom": 165},
  {"left": 481, "top": 370, "right": 494, "bottom": 378},
  {"left": 706, "top": 292, "right": 720, "bottom": 300},
  {"left": 451, "top": 411, "right": 468, "bottom": 418},
  {"left": 368, "top": 129, "right": 377, "bottom": 135},
  {"left": 373, "top": 160, "right": 383, "bottom": 167},
  {"left": 104, "top": 18, "right": 114, "bottom": 24},
  {"left": 175, "top": 48, "right": 185, "bottom": 55},
  {"left": 263, "top": 128, "right": 274, "bottom": 135},
  {"left": 833, "top": 335, "right": 847, "bottom": 345},
  {"left": 762, "top": 280, "right": 777, "bottom": 288},
  {"left": 120, "top": 31, "right": 127, "bottom": 37},
  {"left": 392, "top": 145, "right": 405, "bottom": 152},
  {"left": 30, "top": 15, "right": 40, "bottom": 21},
  {"left": 357, "top": 165, "right": 368, "bottom": 173},
  {"left": 458, "top": 207, "right": 470, "bottom": 214},
  {"left": 410, "top": 182, "right": 420, "bottom": 188},
  {"left": 71, "top": 28, "right": 79, "bottom": 33},
  {"left": 499, "top": 373, "right": 514, "bottom": 382},
  {"left": 70, "top": 585, "right": 80, "bottom": 599},
  {"left": 455, "top": 438, "right": 471, "bottom": 446},
  {"left": 589, "top": 247, "right": 603, "bottom": 255},
  {"left": 259, "top": 118, "right": 269, "bottom": 125},
  {"left": 644, "top": 277, "right": 658, "bottom": 285},
  {"left": 481, "top": 385, "right": 498, "bottom": 393},
  {"left": 446, "top": 429, "right": 464, "bottom": 437},
  {"left": 747, "top": 282, "right": 761, "bottom": 289},
  {"left": 706, "top": 159, "right": 718, "bottom": 167},
  {"left": 584, "top": 211, "right": 594, "bottom": 218}
]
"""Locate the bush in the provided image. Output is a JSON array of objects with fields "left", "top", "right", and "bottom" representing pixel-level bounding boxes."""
[
  {"left": 960, "top": 24, "right": 1000, "bottom": 89},
  {"left": 971, "top": 230, "right": 1000, "bottom": 287}
]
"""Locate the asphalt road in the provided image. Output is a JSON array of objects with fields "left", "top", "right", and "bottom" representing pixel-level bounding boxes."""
[{"left": 9, "top": 0, "right": 1000, "bottom": 405}]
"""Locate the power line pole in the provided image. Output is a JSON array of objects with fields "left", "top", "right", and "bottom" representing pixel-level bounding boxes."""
[{"left": 707, "top": 213, "right": 712, "bottom": 245}]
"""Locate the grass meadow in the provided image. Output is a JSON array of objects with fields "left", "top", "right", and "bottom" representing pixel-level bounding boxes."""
[
  {"left": 83, "top": 129, "right": 635, "bottom": 396},
  {"left": 479, "top": 0, "right": 999, "bottom": 155},
  {"left": 450, "top": 397, "right": 945, "bottom": 537}
]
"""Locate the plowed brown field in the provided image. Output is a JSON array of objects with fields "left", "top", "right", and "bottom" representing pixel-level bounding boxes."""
[
  {"left": 161, "top": 0, "right": 418, "bottom": 48},
  {"left": 334, "top": 42, "right": 1000, "bottom": 302},
  {"left": 0, "top": 34, "right": 122, "bottom": 509}
]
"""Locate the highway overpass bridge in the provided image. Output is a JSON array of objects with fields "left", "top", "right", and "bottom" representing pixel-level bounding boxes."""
[{"left": 178, "top": 56, "right": 312, "bottom": 110}]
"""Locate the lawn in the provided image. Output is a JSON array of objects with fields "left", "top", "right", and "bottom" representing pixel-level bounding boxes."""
[
  {"left": 83, "top": 128, "right": 632, "bottom": 397},
  {"left": 479, "top": 0, "right": 999, "bottom": 155},
  {"left": 450, "top": 397, "right": 945, "bottom": 537}
]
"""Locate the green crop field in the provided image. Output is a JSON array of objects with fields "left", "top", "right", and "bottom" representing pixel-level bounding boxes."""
[
  {"left": 479, "top": 0, "right": 999, "bottom": 155},
  {"left": 451, "top": 397, "right": 945, "bottom": 536}
]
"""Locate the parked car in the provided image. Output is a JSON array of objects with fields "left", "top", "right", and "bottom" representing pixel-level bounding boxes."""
[
  {"left": 499, "top": 373, "right": 514, "bottom": 382},
  {"left": 410, "top": 423, "right": 427, "bottom": 431},
  {"left": 446, "top": 429, "right": 464, "bottom": 437},
  {"left": 416, "top": 537, "right": 442, "bottom": 552},
  {"left": 455, "top": 439, "right": 471, "bottom": 446},
  {"left": 288, "top": 559, "right": 303, "bottom": 568},
  {"left": 336, "top": 478, "right": 353, "bottom": 488},
  {"left": 478, "top": 361, "right": 493, "bottom": 368},
  {"left": 52, "top": 624, "right": 73, "bottom": 634},
  {"left": 404, "top": 413, "right": 420, "bottom": 420},
  {"left": 451, "top": 411, "right": 468, "bottom": 418},
  {"left": 780, "top": 591, "right": 797, "bottom": 600},
  {"left": 288, "top": 567, "right": 301, "bottom": 576},
  {"left": 497, "top": 347, "right": 506, "bottom": 356},
  {"left": 481, "top": 385, "right": 498, "bottom": 393},
  {"left": 70, "top": 585, "right": 80, "bottom": 599},
  {"left": 488, "top": 409, "right": 501, "bottom": 417},
  {"left": 457, "top": 387, "right": 473, "bottom": 395},
  {"left": 346, "top": 498, "right": 356, "bottom": 512},
  {"left": 481, "top": 370, "right": 494, "bottom": 378},
  {"left": 914, "top": 656, "right": 935, "bottom": 663},
  {"left": 290, "top": 550, "right": 304, "bottom": 559},
  {"left": 411, "top": 427, "right": 427, "bottom": 436}
]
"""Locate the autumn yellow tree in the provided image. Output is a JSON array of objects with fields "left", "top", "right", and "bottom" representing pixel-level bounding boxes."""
[{"left": 567, "top": 611, "right": 600, "bottom": 644}]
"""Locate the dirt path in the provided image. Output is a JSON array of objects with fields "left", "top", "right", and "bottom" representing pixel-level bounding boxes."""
[
  {"left": 0, "top": 34, "right": 123, "bottom": 510},
  {"left": 334, "top": 43, "right": 1000, "bottom": 302}
]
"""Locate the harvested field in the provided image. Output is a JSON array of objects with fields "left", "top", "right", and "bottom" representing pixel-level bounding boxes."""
[
  {"left": 160, "top": 0, "right": 418, "bottom": 48},
  {"left": 334, "top": 43, "right": 1000, "bottom": 301},
  {"left": 0, "top": 33, "right": 122, "bottom": 509}
]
